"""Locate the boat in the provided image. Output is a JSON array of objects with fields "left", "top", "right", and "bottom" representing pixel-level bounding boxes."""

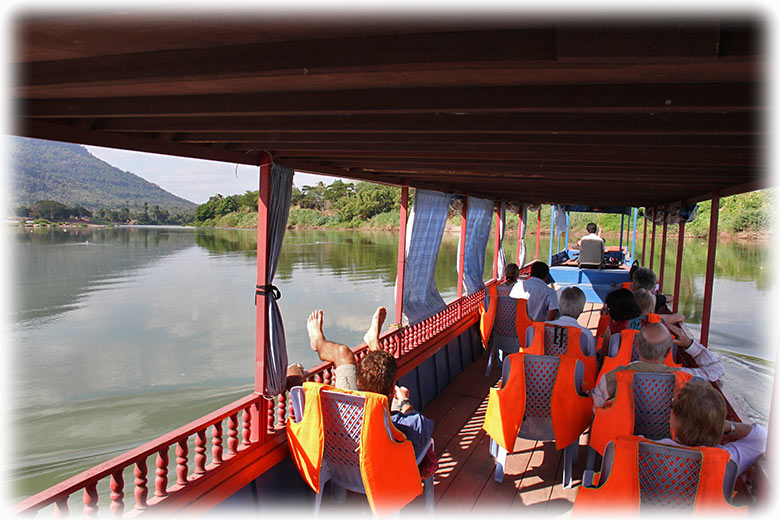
[{"left": 10, "top": 13, "right": 771, "bottom": 516}]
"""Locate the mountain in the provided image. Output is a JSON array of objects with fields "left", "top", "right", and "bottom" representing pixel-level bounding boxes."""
[{"left": 9, "top": 137, "right": 197, "bottom": 213}]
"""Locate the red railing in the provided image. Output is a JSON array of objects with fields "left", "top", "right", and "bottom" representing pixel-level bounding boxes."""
[{"left": 15, "top": 286, "right": 488, "bottom": 516}]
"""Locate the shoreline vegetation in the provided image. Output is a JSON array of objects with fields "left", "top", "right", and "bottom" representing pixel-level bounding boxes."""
[
  {"left": 11, "top": 181, "right": 774, "bottom": 241},
  {"left": 191, "top": 181, "right": 773, "bottom": 240}
]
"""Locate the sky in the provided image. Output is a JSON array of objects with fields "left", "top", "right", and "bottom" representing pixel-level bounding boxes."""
[{"left": 85, "top": 145, "right": 339, "bottom": 205}]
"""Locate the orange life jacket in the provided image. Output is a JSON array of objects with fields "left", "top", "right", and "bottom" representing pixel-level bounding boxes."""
[
  {"left": 482, "top": 353, "right": 593, "bottom": 451},
  {"left": 286, "top": 382, "right": 422, "bottom": 514},
  {"left": 574, "top": 435, "right": 748, "bottom": 515},
  {"left": 595, "top": 308, "right": 611, "bottom": 338},
  {"left": 621, "top": 281, "right": 632, "bottom": 289},
  {"left": 597, "top": 329, "right": 680, "bottom": 386},
  {"left": 589, "top": 370, "right": 692, "bottom": 456},
  {"left": 479, "top": 283, "right": 532, "bottom": 349},
  {"left": 525, "top": 322, "right": 597, "bottom": 391},
  {"left": 647, "top": 312, "right": 661, "bottom": 324}
]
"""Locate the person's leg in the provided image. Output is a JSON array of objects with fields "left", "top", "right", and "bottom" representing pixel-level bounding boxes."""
[
  {"left": 307, "top": 310, "right": 356, "bottom": 366},
  {"left": 363, "top": 306, "right": 387, "bottom": 351}
]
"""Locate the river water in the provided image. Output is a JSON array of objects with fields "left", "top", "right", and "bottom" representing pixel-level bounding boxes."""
[{"left": 6, "top": 225, "right": 776, "bottom": 501}]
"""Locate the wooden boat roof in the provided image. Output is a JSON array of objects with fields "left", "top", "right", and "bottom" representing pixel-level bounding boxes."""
[{"left": 12, "top": 14, "right": 766, "bottom": 207}]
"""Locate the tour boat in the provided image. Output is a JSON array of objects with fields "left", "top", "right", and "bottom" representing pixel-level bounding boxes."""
[{"left": 10, "top": 14, "right": 770, "bottom": 516}]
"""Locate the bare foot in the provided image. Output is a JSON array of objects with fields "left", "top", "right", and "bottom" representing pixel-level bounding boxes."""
[
  {"left": 364, "top": 306, "right": 387, "bottom": 351},
  {"left": 307, "top": 310, "right": 326, "bottom": 351}
]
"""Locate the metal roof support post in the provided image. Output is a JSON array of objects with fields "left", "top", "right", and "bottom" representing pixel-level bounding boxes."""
[
  {"left": 564, "top": 212, "right": 570, "bottom": 251},
  {"left": 493, "top": 201, "right": 501, "bottom": 280},
  {"left": 536, "top": 207, "right": 541, "bottom": 261},
  {"left": 700, "top": 191, "right": 720, "bottom": 347},
  {"left": 457, "top": 196, "right": 467, "bottom": 298},
  {"left": 516, "top": 204, "right": 523, "bottom": 264},
  {"left": 649, "top": 210, "right": 657, "bottom": 271},
  {"left": 619, "top": 213, "right": 625, "bottom": 252},
  {"left": 253, "top": 157, "right": 273, "bottom": 444},
  {"left": 641, "top": 213, "right": 648, "bottom": 265},
  {"left": 631, "top": 208, "right": 638, "bottom": 262},
  {"left": 658, "top": 205, "right": 669, "bottom": 292},
  {"left": 395, "top": 181, "right": 409, "bottom": 324},
  {"left": 672, "top": 206, "right": 686, "bottom": 313},
  {"left": 548, "top": 205, "right": 555, "bottom": 265}
]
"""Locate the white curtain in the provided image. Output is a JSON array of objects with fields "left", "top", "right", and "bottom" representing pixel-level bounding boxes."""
[
  {"left": 262, "top": 164, "right": 294, "bottom": 397},
  {"left": 401, "top": 189, "right": 450, "bottom": 324},
  {"left": 459, "top": 196, "right": 494, "bottom": 295},
  {"left": 496, "top": 201, "right": 507, "bottom": 277},
  {"left": 518, "top": 203, "right": 528, "bottom": 266}
]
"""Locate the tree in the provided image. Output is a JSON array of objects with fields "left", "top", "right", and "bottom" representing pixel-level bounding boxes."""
[
  {"left": 30, "top": 200, "right": 72, "bottom": 220},
  {"left": 14, "top": 205, "right": 30, "bottom": 217}
]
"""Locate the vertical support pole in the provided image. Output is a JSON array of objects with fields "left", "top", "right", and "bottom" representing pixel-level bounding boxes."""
[
  {"left": 631, "top": 207, "right": 638, "bottom": 262},
  {"left": 395, "top": 181, "right": 409, "bottom": 324},
  {"left": 564, "top": 212, "right": 570, "bottom": 251},
  {"left": 536, "top": 207, "right": 541, "bottom": 260},
  {"left": 659, "top": 205, "right": 669, "bottom": 292},
  {"left": 619, "top": 213, "right": 625, "bottom": 252},
  {"left": 457, "top": 196, "right": 467, "bottom": 298},
  {"left": 649, "top": 210, "right": 657, "bottom": 271},
  {"left": 493, "top": 201, "right": 501, "bottom": 280},
  {"left": 516, "top": 204, "right": 523, "bottom": 265},
  {"left": 253, "top": 156, "right": 272, "bottom": 444},
  {"left": 548, "top": 205, "right": 555, "bottom": 265},
  {"left": 672, "top": 211, "right": 686, "bottom": 313},
  {"left": 700, "top": 192, "right": 720, "bottom": 346},
  {"left": 641, "top": 212, "right": 648, "bottom": 265}
]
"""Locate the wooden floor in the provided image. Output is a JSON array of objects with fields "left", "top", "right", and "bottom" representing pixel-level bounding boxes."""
[{"left": 405, "top": 302, "right": 603, "bottom": 515}]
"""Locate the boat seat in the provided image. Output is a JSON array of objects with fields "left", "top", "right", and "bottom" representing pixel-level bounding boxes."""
[
  {"left": 483, "top": 283, "right": 533, "bottom": 376},
  {"left": 578, "top": 237, "right": 605, "bottom": 268},
  {"left": 289, "top": 386, "right": 434, "bottom": 515},
  {"left": 576, "top": 436, "right": 741, "bottom": 514},
  {"left": 483, "top": 354, "right": 592, "bottom": 488}
]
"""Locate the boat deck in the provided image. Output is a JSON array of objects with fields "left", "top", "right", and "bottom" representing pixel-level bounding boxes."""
[{"left": 318, "top": 303, "right": 603, "bottom": 515}]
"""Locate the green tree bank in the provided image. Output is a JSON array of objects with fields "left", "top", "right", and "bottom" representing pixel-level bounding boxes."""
[{"left": 193, "top": 180, "right": 774, "bottom": 238}]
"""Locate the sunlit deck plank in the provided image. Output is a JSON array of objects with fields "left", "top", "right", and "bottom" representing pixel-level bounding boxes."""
[{"left": 421, "top": 350, "right": 584, "bottom": 515}]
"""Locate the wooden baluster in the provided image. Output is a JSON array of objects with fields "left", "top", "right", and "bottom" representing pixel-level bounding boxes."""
[
  {"left": 83, "top": 483, "right": 98, "bottom": 517},
  {"left": 323, "top": 368, "right": 332, "bottom": 386},
  {"left": 110, "top": 470, "right": 125, "bottom": 517},
  {"left": 275, "top": 396, "right": 285, "bottom": 431},
  {"left": 54, "top": 497, "right": 69, "bottom": 517},
  {"left": 155, "top": 448, "right": 169, "bottom": 497},
  {"left": 176, "top": 439, "right": 189, "bottom": 485},
  {"left": 134, "top": 459, "right": 148, "bottom": 510},
  {"left": 313, "top": 373, "right": 322, "bottom": 384},
  {"left": 194, "top": 430, "right": 207, "bottom": 474},
  {"left": 243, "top": 406, "right": 254, "bottom": 443},
  {"left": 212, "top": 422, "right": 223, "bottom": 466},
  {"left": 227, "top": 413, "right": 239, "bottom": 456},
  {"left": 266, "top": 400, "right": 275, "bottom": 435}
]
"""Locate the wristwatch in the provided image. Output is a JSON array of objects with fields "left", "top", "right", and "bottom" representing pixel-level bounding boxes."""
[{"left": 728, "top": 421, "right": 735, "bottom": 434}]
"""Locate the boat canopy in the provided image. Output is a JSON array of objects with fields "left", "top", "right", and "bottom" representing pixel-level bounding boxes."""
[{"left": 12, "top": 15, "right": 767, "bottom": 207}]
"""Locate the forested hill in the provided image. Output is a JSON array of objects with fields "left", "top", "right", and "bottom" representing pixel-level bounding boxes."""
[{"left": 9, "top": 137, "right": 196, "bottom": 213}]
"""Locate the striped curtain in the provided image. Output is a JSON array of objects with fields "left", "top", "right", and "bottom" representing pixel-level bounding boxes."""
[
  {"left": 401, "top": 189, "right": 450, "bottom": 325},
  {"left": 496, "top": 201, "right": 507, "bottom": 277},
  {"left": 518, "top": 203, "right": 528, "bottom": 267},
  {"left": 460, "top": 196, "right": 494, "bottom": 295}
]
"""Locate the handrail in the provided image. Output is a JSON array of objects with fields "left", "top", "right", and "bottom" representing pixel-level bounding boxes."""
[{"left": 15, "top": 285, "right": 488, "bottom": 516}]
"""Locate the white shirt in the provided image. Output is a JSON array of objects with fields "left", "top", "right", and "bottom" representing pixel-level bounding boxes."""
[
  {"left": 544, "top": 315, "right": 596, "bottom": 356},
  {"left": 509, "top": 276, "right": 559, "bottom": 322}
]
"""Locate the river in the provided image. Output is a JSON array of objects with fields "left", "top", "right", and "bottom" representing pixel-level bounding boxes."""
[{"left": 6, "top": 225, "right": 775, "bottom": 501}]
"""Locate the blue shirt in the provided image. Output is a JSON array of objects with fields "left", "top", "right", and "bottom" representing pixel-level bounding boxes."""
[{"left": 391, "top": 410, "right": 434, "bottom": 459}]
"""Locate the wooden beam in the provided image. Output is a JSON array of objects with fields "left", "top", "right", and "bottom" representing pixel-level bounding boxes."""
[
  {"left": 19, "top": 83, "right": 759, "bottom": 118},
  {"left": 77, "top": 111, "right": 760, "bottom": 134}
]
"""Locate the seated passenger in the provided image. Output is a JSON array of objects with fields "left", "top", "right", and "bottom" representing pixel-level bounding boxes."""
[
  {"left": 665, "top": 380, "right": 767, "bottom": 476},
  {"left": 509, "top": 261, "right": 559, "bottom": 321},
  {"left": 501, "top": 262, "right": 520, "bottom": 287},
  {"left": 578, "top": 222, "right": 604, "bottom": 247},
  {"left": 545, "top": 286, "right": 596, "bottom": 356},
  {"left": 591, "top": 323, "right": 724, "bottom": 409},
  {"left": 634, "top": 288, "right": 684, "bottom": 327},
  {"left": 603, "top": 288, "right": 643, "bottom": 335},
  {"left": 305, "top": 307, "right": 435, "bottom": 469},
  {"left": 631, "top": 266, "right": 669, "bottom": 314}
]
